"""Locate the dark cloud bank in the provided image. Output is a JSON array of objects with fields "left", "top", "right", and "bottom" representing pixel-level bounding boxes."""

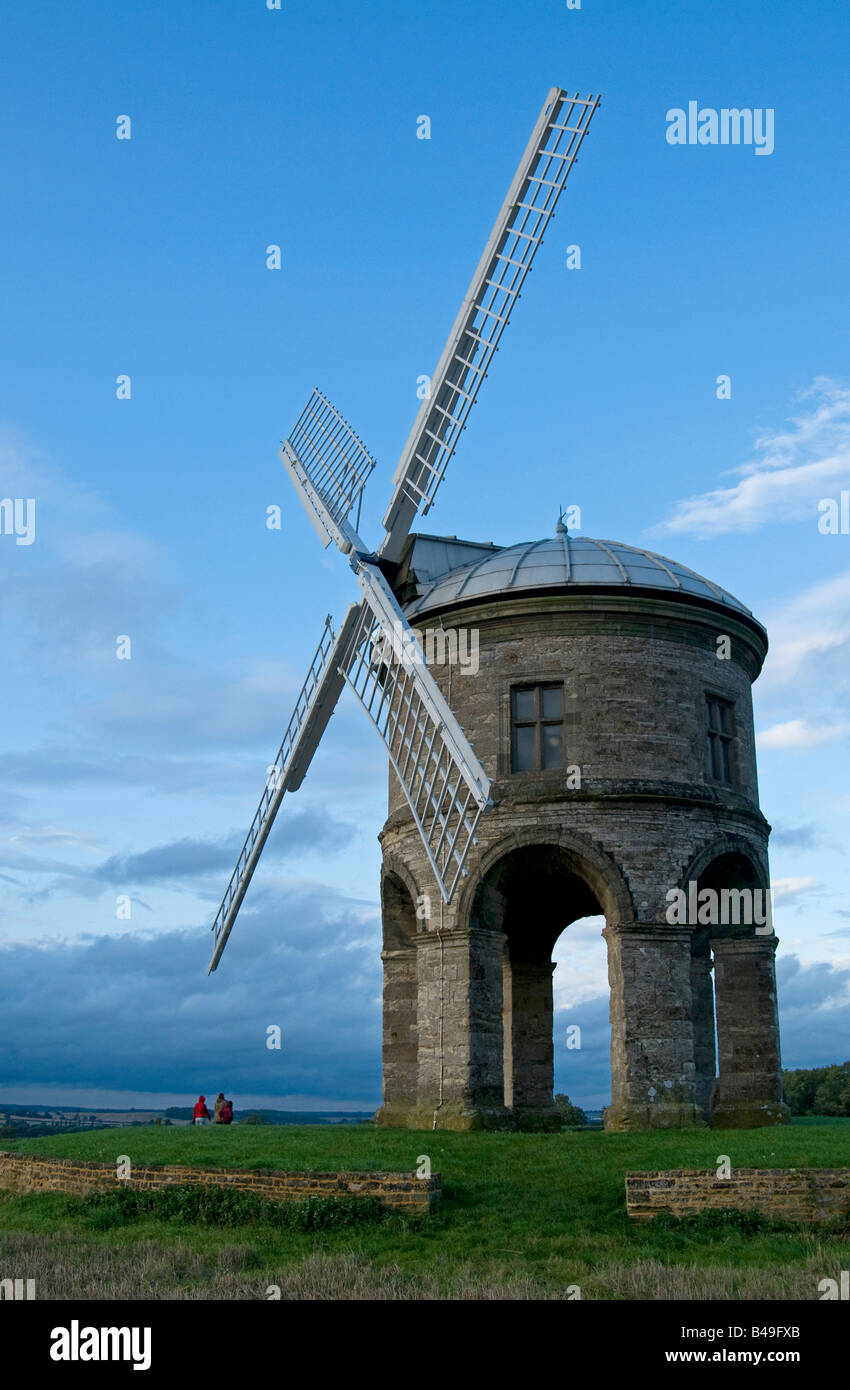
[
  {"left": 0, "top": 911, "right": 846, "bottom": 1110},
  {"left": 0, "top": 885, "right": 382, "bottom": 1104}
]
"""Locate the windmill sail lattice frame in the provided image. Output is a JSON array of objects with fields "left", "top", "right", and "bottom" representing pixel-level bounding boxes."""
[
  {"left": 380, "top": 89, "right": 599, "bottom": 563},
  {"left": 208, "top": 607, "right": 360, "bottom": 973},
  {"left": 281, "top": 388, "right": 377, "bottom": 552},
  {"left": 207, "top": 86, "right": 598, "bottom": 972},
  {"left": 346, "top": 564, "right": 491, "bottom": 901}
]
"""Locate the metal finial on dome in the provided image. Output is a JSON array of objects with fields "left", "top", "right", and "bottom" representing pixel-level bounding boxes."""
[{"left": 556, "top": 506, "right": 567, "bottom": 535}]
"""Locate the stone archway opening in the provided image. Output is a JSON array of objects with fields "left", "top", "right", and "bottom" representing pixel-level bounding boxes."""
[
  {"left": 378, "top": 871, "right": 419, "bottom": 1123},
  {"left": 470, "top": 844, "right": 605, "bottom": 1122},
  {"left": 552, "top": 915, "right": 609, "bottom": 1118},
  {"left": 690, "top": 850, "right": 788, "bottom": 1128}
]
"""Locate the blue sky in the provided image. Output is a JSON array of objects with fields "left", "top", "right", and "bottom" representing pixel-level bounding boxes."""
[{"left": 1, "top": 0, "right": 848, "bottom": 1111}]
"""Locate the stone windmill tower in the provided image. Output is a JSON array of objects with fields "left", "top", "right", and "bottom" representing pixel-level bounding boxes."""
[
  {"left": 378, "top": 529, "right": 787, "bottom": 1131},
  {"left": 206, "top": 88, "right": 788, "bottom": 1132}
]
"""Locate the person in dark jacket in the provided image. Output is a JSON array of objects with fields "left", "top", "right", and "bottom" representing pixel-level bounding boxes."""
[
  {"left": 193, "top": 1095, "right": 211, "bottom": 1125},
  {"left": 220, "top": 1099, "right": 234, "bottom": 1125}
]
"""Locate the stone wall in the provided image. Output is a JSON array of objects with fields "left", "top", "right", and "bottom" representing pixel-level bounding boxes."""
[
  {"left": 0, "top": 1152, "right": 439, "bottom": 1214},
  {"left": 626, "top": 1168, "right": 850, "bottom": 1224}
]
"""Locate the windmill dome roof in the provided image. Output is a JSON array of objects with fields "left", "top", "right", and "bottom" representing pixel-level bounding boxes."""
[{"left": 402, "top": 534, "right": 757, "bottom": 622}]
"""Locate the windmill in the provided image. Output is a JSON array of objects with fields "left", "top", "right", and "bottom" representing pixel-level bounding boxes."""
[{"left": 207, "top": 87, "right": 599, "bottom": 975}]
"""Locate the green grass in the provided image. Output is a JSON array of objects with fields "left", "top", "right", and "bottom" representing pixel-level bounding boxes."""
[
  {"left": 58, "top": 1185, "right": 388, "bottom": 1232},
  {"left": 1, "top": 1121, "right": 848, "bottom": 1299}
]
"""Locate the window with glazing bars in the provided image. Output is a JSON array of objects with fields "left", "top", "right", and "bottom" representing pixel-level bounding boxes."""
[
  {"left": 706, "top": 695, "right": 734, "bottom": 782},
  {"left": 511, "top": 683, "right": 564, "bottom": 771}
]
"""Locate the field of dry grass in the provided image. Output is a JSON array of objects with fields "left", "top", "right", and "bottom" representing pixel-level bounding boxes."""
[{"left": 3, "top": 1230, "right": 845, "bottom": 1301}]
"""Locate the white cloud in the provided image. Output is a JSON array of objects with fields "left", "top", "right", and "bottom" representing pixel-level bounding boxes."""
[
  {"left": 0, "top": 428, "right": 179, "bottom": 667},
  {"left": 770, "top": 876, "right": 821, "bottom": 904},
  {"left": 657, "top": 378, "right": 850, "bottom": 537},
  {"left": 757, "top": 718, "right": 850, "bottom": 750},
  {"left": 5, "top": 822, "right": 104, "bottom": 851},
  {"left": 757, "top": 568, "right": 850, "bottom": 692},
  {"left": 552, "top": 914, "right": 607, "bottom": 1009}
]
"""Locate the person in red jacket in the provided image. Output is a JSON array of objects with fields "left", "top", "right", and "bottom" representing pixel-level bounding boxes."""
[
  {"left": 220, "top": 1099, "right": 233, "bottom": 1125},
  {"left": 192, "top": 1095, "right": 211, "bottom": 1125}
]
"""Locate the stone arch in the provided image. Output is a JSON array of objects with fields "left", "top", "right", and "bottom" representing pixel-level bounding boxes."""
[
  {"left": 677, "top": 834, "right": 768, "bottom": 895},
  {"left": 675, "top": 834, "right": 786, "bottom": 1128},
  {"left": 460, "top": 825, "right": 636, "bottom": 933},
  {"left": 459, "top": 830, "right": 633, "bottom": 1120},
  {"left": 380, "top": 855, "right": 423, "bottom": 947},
  {"left": 377, "top": 859, "right": 421, "bottom": 1120}
]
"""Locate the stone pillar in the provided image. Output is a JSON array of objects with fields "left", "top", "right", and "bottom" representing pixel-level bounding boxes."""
[
  {"left": 604, "top": 925, "right": 704, "bottom": 1130},
  {"left": 374, "top": 946, "right": 418, "bottom": 1127},
  {"left": 503, "top": 961, "right": 556, "bottom": 1117},
  {"left": 411, "top": 926, "right": 508, "bottom": 1130},
  {"left": 502, "top": 952, "right": 514, "bottom": 1108},
  {"left": 690, "top": 947, "right": 717, "bottom": 1121},
  {"left": 710, "top": 937, "right": 790, "bottom": 1128}
]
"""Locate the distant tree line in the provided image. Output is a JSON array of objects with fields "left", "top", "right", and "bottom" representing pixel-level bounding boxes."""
[
  {"left": 163, "top": 1106, "right": 271, "bottom": 1125},
  {"left": 163, "top": 1107, "right": 372, "bottom": 1126},
  {"left": 554, "top": 1094, "right": 587, "bottom": 1127},
  {"left": 0, "top": 1113, "right": 104, "bottom": 1139},
  {"left": 782, "top": 1062, "right": 850, "bottom": 1117}
]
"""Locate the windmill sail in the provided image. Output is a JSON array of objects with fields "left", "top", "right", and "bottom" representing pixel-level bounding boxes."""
[
  {"left": 281, "top": 389, "right": 376, "bottom": 554},
  {"left": 380, "top": 88, "right": 599, "bottom": 563},
  {"left": 208, "top": 86, "right": 598, "bottom": 975},
  {"left": 345, "top": 563, "right": 492, "bottom": 901},
  {"left": 208, "top": 606, "right": 362, "bottom": 973}
]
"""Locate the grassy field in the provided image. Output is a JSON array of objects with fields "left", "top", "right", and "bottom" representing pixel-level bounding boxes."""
[{"left": 1, "top": 1121, "right": 848, "bottom": 1299}]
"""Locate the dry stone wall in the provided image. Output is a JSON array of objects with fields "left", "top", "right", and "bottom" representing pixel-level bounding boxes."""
[
  {"left": 626, "top": 1168, "right": 850, "bottom": 1224},
  {"left": 0, "top": 1152, "right": 438, "bottom": 1213}
]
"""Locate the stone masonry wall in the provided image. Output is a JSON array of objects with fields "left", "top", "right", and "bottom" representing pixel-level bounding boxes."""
[
  {"left": 0, "top": 1152, "right": 439, "bottom": 1214},
  {"left": 384, "top": 590, "right": 771, "bottom": 929},
  {"left": 626, "top": 1168, "right": 850, "bottom": 1224},
  {"left": 391, "top": 592, "right": 767, "bottom": 817}
]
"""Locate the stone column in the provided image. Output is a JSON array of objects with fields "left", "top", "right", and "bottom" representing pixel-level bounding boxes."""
[
  {"left": 690, "top": 947, "right": 717, "bottom": 1121},
  {"left": 604, "top": 925, "right": 704, "bottom": 1130},
  {"left": 710, "top": 936, "right": 790, "bottom": 1128},
  {"left": 503, "top": 961, "right": 556, "bottom": 1118},
  {"left": 374, "top": 946, "right": 419, "bottom": 1127},
  {"left": 411, "top": 926, "right": 508, "bottom": 1130}
]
